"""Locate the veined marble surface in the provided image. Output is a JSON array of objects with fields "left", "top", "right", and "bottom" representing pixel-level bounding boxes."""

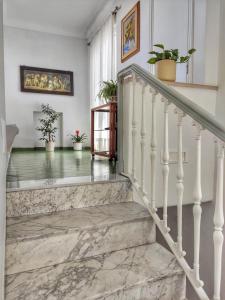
[
  {"left": 6, "top": 243, "right": 185, "bottom": 300},
  {"left": 7, "top": 180, "right": 132, "bottom": 217},
  {"left": 6, "top": 202, "right": 155, "bottom": 274},
  {"left": 98, "top": 274, "right": 186, "bottom": 300}
]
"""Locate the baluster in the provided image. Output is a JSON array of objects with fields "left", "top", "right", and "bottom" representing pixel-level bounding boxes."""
[
  {"left": 176, "top": 109, "right": 185, "bottom": 255},
  {"left": 131, "top": 73, "right": 137, "bottom": 182},
  {"left": 213, "top": 141, "right": 224, "bottom": 300},
  {"left": 150, "top": 89, "right": 158, "bottom": 212},
  {"left": 162, "top": 98, "right": 170, "bottom": 230},
  {"left": 193, "top": 122, "right": 203, "bottom": 286},
  {"left": 140, "top": 81, "right": 147, "bottom": 193}
]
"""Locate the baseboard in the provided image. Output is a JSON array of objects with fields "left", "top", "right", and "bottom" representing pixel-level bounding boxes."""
[{"left": 12, "top": 147, "right": 91, "bottom": 152}]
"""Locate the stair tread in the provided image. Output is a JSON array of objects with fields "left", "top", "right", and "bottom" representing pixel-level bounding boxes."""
[
  {"left": 7, "top": 202, "right": 151, "bottom": 244},
  {"left": 6, "top": 243, "right": 184, "bottom": 300}
]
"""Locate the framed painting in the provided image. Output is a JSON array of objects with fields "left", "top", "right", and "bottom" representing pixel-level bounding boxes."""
[
  {"left": 121, "top": 1, "right": 140, "bottom": 63},
  {"left": 20, "top": 66, "right": 74, "bottom": 96}
]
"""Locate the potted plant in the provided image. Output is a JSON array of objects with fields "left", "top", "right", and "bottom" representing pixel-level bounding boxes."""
[
  {"left": 147, "top": 43, "right": 196, "bottom": 81},
  {"left": 36, "top": 104, "right": 60, "bottom": 152},
  {"left": 98, "top": 80, "right": 117, "bottom": 103},
  {"left": 71, "top": 130, "right": 87, "bottom": 151}
]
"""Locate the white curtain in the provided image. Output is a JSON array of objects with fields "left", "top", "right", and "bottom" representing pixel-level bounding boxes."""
[{"left": 89, "top": 15, "right": 117, "bottom": 152}]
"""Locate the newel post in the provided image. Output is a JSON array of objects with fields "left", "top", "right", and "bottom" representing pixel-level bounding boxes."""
[{"left": 131, "top": 72, "right": 137, "bottom": 182}]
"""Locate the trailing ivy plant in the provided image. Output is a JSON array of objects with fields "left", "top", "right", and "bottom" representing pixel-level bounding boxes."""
[
  {"left": 147, "top": 43, "right": 196, "bottom": 64},
  {"left": 98, "top": 80, "right": 117, "bottom": 103},
  {"left": 36, "top": 104, "right": 60, "bottom": 143}
]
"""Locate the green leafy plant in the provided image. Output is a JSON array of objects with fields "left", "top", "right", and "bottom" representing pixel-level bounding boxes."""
[
  {"left": 98, "top": 80, "right": 117, "bottom": 103},
  {"left": 36, "top": 104, "right": 60, "bottom": 143},
  {"left": 71, "top": 130, "right": 87, "bottom": 143},
  {"left": 147, "top": 43, "right": 196, "bottom": 64}
]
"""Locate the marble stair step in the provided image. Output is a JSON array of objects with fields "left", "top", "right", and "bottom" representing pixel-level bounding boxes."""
[
  {"left": 5, "top": 243, "right": 186, "bottom": 300},
  {"left": 6, "top": 179, "right": 132, "bottom": 217},
  {"left": 6, "top": 202, "right": 155, "bottom": 275}
]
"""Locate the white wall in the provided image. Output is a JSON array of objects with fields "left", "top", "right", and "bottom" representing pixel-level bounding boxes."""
[
  {"left": 153, "top": 0, "right": 190, "bottom": 82},
  {"left": 216, "top": 0, "right": 225, "bottom": 126},
  {"left": 88, "top": 0, "right": 220, "bottom": 85},
  {"left": 116, "top": 0, "right": 152, "bottom": 72},
  {"left": 0, "top": 0, "right": 6, "bottom": 298},
  {"left": 4, "top": 26, "right": 90, "bottom": 148},
  {"left": 115, "top": 0, "right": 215, "bottom": 84},
  {"left": 204, "top": 0, "right": 220, "bottom": 85}
]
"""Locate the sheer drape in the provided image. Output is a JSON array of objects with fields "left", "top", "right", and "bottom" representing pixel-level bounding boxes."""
[{"left": 89, "top": 15, "right": 116, "bottom": 152}]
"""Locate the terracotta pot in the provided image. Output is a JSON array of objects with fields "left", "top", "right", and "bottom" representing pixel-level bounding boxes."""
[
  {"left": 73, "top": 142, "right": 83, "bottom": 151},
  {"left": 155, "top": 59, "right": 176, "bottom": 82},
  {"left": 46, "top": 141, "right": 55, "bottom": 152}
]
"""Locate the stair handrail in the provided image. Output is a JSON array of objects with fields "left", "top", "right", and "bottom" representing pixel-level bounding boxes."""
[
  {"left": 118, "top": 64, "right": 225, "bottom": 142},
  {"left": 117, "top": 64, "right": 225, "bottom": 300}
]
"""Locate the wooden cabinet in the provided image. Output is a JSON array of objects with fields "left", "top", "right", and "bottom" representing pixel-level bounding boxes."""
[{"left": 91, "top": 102, "right": 117, "bottom": 160}]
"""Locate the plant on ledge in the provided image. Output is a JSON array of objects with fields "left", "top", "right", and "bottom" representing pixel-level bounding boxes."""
[
  {"left": 98, "top": 80, "right": 117, "bottom": 103},
  {"left": 147, "top": 43, "right": 196, "bottom": 82},
  {"left": 36, "top": 104, "right": 60, "bottom": 152},
  {"left": 71, "top": 130, "right": 87, "bottom": 151}
]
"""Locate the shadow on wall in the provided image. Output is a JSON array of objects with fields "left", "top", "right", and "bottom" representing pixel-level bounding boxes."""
[
  {"left": 157, "top": 201, "right": 225, "bottom": 300},
  {"left": 6, "top": 124, "right": 19, "bottom": 156}
]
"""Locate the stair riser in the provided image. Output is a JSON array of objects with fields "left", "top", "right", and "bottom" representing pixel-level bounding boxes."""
[
  {"left": 7, "top": 181, "right": 132, "bottom": 217},
  {"left": 97, "top": 274, "right": 186, "bottom": 300},
  {"left": 6, "top": 218, "right": 155, "bottom": 275}
]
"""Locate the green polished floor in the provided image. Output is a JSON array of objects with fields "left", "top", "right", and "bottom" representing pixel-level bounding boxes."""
[{"left": 7, "top": 150, "right": 116, "bottom": 182}]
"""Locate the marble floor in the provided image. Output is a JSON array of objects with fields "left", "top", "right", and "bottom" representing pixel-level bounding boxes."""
[{"left": 7, "top": 149, "right": 117, "bottom": 189}]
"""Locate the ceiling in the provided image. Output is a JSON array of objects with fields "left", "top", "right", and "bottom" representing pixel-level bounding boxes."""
[{"left": 4, "top": 0, "right": 109, "bottom": 38}]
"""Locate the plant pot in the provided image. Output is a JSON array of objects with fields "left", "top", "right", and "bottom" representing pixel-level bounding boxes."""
[
  {"left": 155, "top": 59, "right": 176, "bottom": 82},
  {"left": 46, "top": 141, "right": 55, "bottom": 152},
  {"left": 73, "top": 142, "right": 83, "bottom": 151}
]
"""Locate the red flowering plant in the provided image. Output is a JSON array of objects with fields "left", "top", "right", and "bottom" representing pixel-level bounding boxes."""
[{"left": 71, "top": 130, "right": 87, "bottom": 143}]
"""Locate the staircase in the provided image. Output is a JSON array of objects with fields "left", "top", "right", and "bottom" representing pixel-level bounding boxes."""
[
  {"left": 5, "top": 178, "right": 186, "bottom": 299},
  {"left": 117, "top": 64, "right": 225, "bottom": 299}
]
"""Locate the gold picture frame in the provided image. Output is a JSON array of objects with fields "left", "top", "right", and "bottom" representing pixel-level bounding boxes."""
[
  {"left": 20, "top": 66, "right": 74, "bottom": 96},
  {"left": 121, "top": 1, "right": 140, "bottom": 63}
]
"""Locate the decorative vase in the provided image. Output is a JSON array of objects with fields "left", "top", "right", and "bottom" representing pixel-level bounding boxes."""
[
  {"left": 46, "top": 141, "right": 55, "bottom": 152},
  {"left": 155, "top": 59, "right": 176, "bottom": 82},
  {"left": 73, "top": 142, "right": 83, "bottom": 151}
]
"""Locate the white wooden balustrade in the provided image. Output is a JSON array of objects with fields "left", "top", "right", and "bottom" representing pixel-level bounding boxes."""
[
  {"left": 140, "top": 81, "right": 147, "bottom": 194},
  {"left": 176, "top": 109, "right": 185, "bottom": 256},
  {"left": 131, "top": 73, "right": 137, "bottom": 183},
  {"left": 118, "top": 64, "right": 225, "bottom": 300},
  {"left": 162, "top": 97, "right": 170, "bottom": 231},
  {"left": 193, "top": 122, "right": 203, "bottom": 286},
  {"left": 150, "top": 88, "right": 158, "bottom": 212},
  {"left": 213, "top": 142, "right": 224, "bottom": 300}
]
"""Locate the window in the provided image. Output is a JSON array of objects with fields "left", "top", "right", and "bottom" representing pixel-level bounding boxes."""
[{"left": 89, "top": 15, "right": 117, "bottom": 152}]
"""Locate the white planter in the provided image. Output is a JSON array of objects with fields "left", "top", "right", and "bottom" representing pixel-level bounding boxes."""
[
  {"left": 46, "top": 141, "right": 55, "bottom": 152},
  {"left": 73, "top": 142, "right": 83, "bottom": 151}
]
